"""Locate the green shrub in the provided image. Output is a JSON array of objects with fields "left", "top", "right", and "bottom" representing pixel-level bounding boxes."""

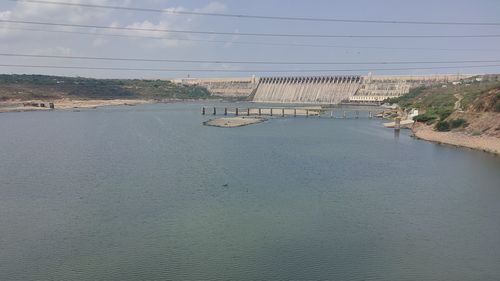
[
  {"left": 413, "top": 113, "right": 437, "bottom": 123},
  {"left": 435, "top": 107, "right": 454, "bottom": 120},
  {"left": 435, "top": 121, "right": 451, "bottom": 132},
  {"left": 450, "top": 118, "right": 469, "bottom": 129}
]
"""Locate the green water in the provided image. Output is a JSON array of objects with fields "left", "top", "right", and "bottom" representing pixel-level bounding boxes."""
[{"left": 1, "top": 103, "right": 499, "bottom": 281}]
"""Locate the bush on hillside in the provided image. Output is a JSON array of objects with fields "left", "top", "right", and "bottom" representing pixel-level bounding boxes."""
[
  {"left": 413, "top": 113, "right": 437, "bottom": 124},
  {"left": 435, "top": 107, "right": 454, "bottom": 120},
  {"left": 450, "top": 118, "right": 469, "bottom": 129},
  {"left": 496, "top": 94, "right": 500, "bottom": 112},
  {"left": 435, "top": 121, "right": 451, "bottom": 132}
]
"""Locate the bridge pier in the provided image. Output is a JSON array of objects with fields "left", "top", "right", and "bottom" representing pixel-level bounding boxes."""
[{"left": 395, "top": 117, "right": 401, "bottom": 131}]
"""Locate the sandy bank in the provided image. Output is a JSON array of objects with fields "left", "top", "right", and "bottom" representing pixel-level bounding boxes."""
[
  {"left": 0, "top": 99, "right": 153, "bottom": 113},
  {"left": 412, "top": 123, "right": 500, "bottom": 155},
  {"left": 204, "top": 117, "right": 267, "bottom": 128}
]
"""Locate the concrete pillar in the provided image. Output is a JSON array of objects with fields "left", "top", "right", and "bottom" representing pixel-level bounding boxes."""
[
  {"left": 235, "top": 108, "right": 239, "bottom": 116},
  {"left": 247, "top": 108, "right": 250, "bottom": 116},
  {"left": 213, "top": 107, "right": 216, "bottom": 115},
  {"left": 294, "top": 108, "right": 297, "bottom": 117},
  {"left": 282, "top": 108, "right": 285, "bottom": 117},
  {"left": 259, "top": 108, "right": 261, "bottom": 116},
  {"left": 270, "top": 108, "right": 273, "bottom": 116},
  {"left": 395, "top": 117, "right": 401, "bottom": 131}
]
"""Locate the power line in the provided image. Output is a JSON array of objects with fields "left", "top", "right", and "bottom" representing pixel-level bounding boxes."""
[
  {"left": 2, "top": 53, "right": 500, "bottom": 66},
  {"left": 3, "top": 26, "right": 500, "bottom": 52},
  {"left": 8, "top": 0, "right": 500, "bottom": 27},
  {"left": 2, "top": 20, "right": 500, "bottom": 38},
  {"left": 1, "top": 63, "right": 499, "bottom": 73}
]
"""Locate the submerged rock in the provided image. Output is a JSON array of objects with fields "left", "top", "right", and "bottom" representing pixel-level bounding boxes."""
[{"left": 203, "top": 117, "right": 267, "bottom": 128}]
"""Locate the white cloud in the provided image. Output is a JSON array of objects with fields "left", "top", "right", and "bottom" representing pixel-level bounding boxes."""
[
  {"left": 32, "top": 46, "right": 72, "bottom": 56},
  {"left": 0, "top": 0, "right": 129, "bottom": 38},
  {"left": 124, "top": 2, "right": 228, "bottom": 49},
  {"left": 12, "top": 0, "right": 127, "bottom": 23},
  {"left": 196, "top": 1, "right": 226, "bottom": 13},
  {"left": 0, "top": 1, "right": 231, "bottom": 78}
]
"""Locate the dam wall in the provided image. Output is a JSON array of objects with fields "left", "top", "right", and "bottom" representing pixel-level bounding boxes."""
[
  {"left": 349, "top": 74, "right": 472, "bottom": 103},
  {"left": 171, "top": 77, "right": 259, "bottom": 98},
  {"left": 174, "top": 74, "right": 474, "bottom": 104},
  {"left": 253, "top": 76, "right": 362, "bottom": 104}
]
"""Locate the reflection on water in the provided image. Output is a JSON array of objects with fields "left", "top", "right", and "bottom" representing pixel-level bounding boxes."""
[{"left": 0, "top": 103, "right": 499, "bottom": 281}]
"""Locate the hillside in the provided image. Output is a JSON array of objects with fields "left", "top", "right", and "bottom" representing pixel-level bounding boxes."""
[
  {"left": 0, "top": 74, "right": 213, "bottom": 101},
  {"left": 385, "top": 75, "right": 500, "bottom": 154},
  {"left": 388, "top": 75, "right": 500, "bottom": 138}
]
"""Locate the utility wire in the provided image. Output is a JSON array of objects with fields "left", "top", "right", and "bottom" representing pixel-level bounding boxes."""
[
  {"left": 2, "top": 19, "right": 500, "bottom": 38},
  {"left": 3, "top": 26, "right": 500, "bottom": 52},
  {"left": 1, "top": 63, "right": 499, "bottom": 73},
  {"left": 2, "top": 53, "right": 500, "bottom": 66},
  {"left": 8, "top": 0, "right": 500, "bottom": 27}
]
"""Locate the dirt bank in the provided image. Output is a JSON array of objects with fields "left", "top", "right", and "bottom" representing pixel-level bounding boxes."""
[
  {"left": 0, "top": 99, "right": 153, "bottom": 113},
  {"left": 412, "top": 122, "right": 500, "bottom": 155}
]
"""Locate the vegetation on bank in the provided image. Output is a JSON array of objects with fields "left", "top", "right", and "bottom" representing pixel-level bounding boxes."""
[
  {"left": 387, "top": 76, "right": 500, "bottom": 113},
  {"left": 0, "top": 74, "right": 214, "bottom": 101},
  {"left": 385, "top": 75, "right": 500, "bottom": 135}
]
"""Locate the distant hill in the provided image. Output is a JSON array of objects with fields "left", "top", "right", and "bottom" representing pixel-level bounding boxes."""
[{"left": 0, "top": 74, "right": 213, "bottom": 101}]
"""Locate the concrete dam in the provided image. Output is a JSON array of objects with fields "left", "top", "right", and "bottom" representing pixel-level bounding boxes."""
[
  {"left": 173, "top": 74, "right": 471, "bottom": 104},
  {"left": 254, "top": 76, "right": 361, "bottom": 104}
]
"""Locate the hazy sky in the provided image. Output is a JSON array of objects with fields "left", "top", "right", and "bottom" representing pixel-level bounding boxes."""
[{"left": 0, "top": 0, "right": 499, "bottom": 79}]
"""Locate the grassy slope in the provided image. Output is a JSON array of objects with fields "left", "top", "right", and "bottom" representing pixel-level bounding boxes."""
[
  {"left": 0, "top": 74, "right": 213, "bottom": 101},
  {"left": 387, "top": 75, "right": 500, "bottom": 136}
]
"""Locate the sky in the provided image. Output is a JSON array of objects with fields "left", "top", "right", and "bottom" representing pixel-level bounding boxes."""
[{"left": 0, "top": 0, "right": 499, "bottom": 79}]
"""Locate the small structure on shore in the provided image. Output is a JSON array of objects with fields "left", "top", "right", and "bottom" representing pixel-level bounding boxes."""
[{"left": 384, "top": 118, "right": 414, "bottom": 129}]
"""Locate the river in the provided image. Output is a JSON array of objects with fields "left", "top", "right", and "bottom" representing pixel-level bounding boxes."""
[{"left": 1, "top": 103, "right": 499, "bottom": 280}]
